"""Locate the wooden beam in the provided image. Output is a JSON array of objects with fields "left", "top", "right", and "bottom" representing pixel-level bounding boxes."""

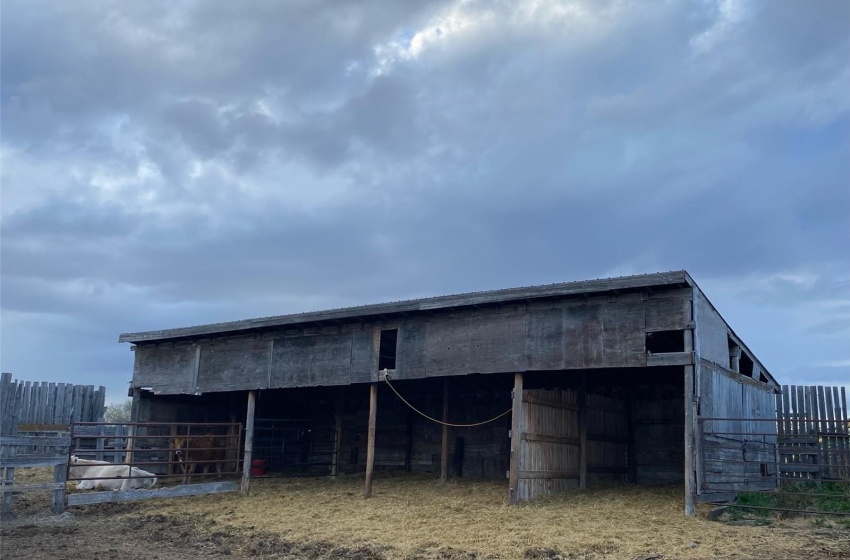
[
  {"left": 240, "top": 390, "right": 256, "bottom": 495},
  {"left": 508, "top": 373, "right": 523, "bottom": 504},
  {"left": 52, "top": 463, "right": 67, "bottom": 515},
  {"left": 67, "top": 481, "right": 237, "bottom": 506},
  {"left": 579, "top": 371, "right": 588, "bottom": 490},
  {"left": 365, "top": 382, "right": 378, "bottom": 498},
  {"left": 441, "top": 378, "right": 449, "bottom": 483},
  {"left": 331, "top": 388, "right": 344, "bottom": 476},
  {"left": 684, "top": 365, "right": 697, "bottom": 516}
]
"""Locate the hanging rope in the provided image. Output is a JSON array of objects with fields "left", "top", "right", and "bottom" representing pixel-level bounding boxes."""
[{"left": 381, "top": 370, "right": 513, "bottom": 428}]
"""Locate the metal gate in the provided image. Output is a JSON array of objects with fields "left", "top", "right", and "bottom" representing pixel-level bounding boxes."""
[{"left": 252, "top": 419, "right": 336, "bottom": 476}]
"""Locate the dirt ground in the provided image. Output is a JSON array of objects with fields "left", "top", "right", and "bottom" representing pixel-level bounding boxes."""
[{"left": 1, "top": 471, "right": 848, "bottom": 560}]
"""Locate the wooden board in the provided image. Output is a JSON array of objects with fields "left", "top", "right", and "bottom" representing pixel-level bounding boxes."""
[
  {"left": 198, "top": 338, "right": 271, "bottom": 392},
  {"left": 67, "top": 481, "right": 238, "bottom": 506},
  {"left": 270, "top": 333, "right": 353, "bottom": 387},
  {"left": 134, "top": 346, "right": 196, "bottom": 394}
]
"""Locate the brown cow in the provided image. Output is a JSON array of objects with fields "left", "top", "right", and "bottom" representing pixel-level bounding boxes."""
[{"left": 169, "top": 435, "right": 224, "bottom": 483}]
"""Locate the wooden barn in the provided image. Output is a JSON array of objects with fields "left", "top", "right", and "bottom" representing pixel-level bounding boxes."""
[{"left": 119, "top": 271, "right": 779, "bottom": 514}]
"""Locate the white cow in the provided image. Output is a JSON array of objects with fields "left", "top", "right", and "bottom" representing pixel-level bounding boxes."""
[{"left": 70, "top": 455, "right": 158, "bottom": 491}]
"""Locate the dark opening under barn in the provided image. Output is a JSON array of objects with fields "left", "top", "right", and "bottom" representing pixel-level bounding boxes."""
[{"left": 120, "top": 271, "right": 779, "bottom": 514}]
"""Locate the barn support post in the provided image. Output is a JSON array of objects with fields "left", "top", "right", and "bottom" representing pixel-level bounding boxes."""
[
  {"left": 240, "top": 390, "right": 256, "bottom": 495},
  {"left": 508, "top": 373, "right": 523, "bottom": 504},
  {"left": 365, "top": 382, "right": 378, "bottom": 498},
  {"left": 125, "top": 388, "right": 141, "bottom": 466},
  {"left": 331, "top": 388, "right": 344, "bottom": 476},
  {"left": 579, "top": 371, "right": 588, "bottom": 490},
  {"left": 441, "top": 377, "right": 450, "bottom": 483},
  {"left": 684, "top": 364, "right": 697, "bottom": 516}
]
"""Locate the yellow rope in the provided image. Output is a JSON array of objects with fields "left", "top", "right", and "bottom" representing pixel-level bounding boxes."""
[{"left": 381, "top": 371, "right": 513, "bottom": 428}]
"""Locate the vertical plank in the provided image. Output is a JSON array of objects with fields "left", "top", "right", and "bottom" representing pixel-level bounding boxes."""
[
  {"left": 781, "top": 387, "right": 791, "bottom": 437},
  {"left": 54, "top": 385, "right": 65, "bottom": 427},
  {"left": 64, "top": 385, "right": 74, "bottom": 424},
  {"left": 0, "top": 373, "right": 11, "bottom": 435},
  {"left": 825, "top": 387, "right": 836, "bottom": 479},
  {"left": 241, "top": 390, "right": 257, "bottom": 495},
  {"left": 46, "top": 383, "right": 56, "bottom": 425},
  {"left": 364, "top": 383, "right": 378, "bottom": 498},
  {"left": 841, "top": 387, "right": 849, "bottom": 479},
  {"left": 684, "top": 364, "right": 696, "bottom": 516},
  {"left": 441, "top": 378, "right": 449, "bottom": 483},
  {"left": 508, "top": 373, "right": 523, "bottom": 505},
  {"left": 578, "top": 371, "right": 588, "bottom": 490},
  {"left": 22, "top": 382, "right": 32, "bottom": 424}
]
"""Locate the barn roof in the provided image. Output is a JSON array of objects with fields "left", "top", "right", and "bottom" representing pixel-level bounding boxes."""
[{"left": 119, "top": 270, "right": 693, "bottom": 344}]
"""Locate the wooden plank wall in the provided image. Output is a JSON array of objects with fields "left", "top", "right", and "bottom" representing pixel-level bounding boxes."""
[
  {"left": 776, "top": 384, "right": 849, "bottom": 480},
  {"left": 0, "top": 373, "right": 106, "bottom": 435},
  {"left": 516, "top": 388, "right": 580, "bottom": 501},
  {"left": 516, "top": 388, "right": 630, "bottom": 501},
  {"left": 633, "top": 388, "right": 684, "bottom": 485},
  {"left": 585, "top": 393, "right": 629, "bottom": 483},
  {"left": 698, "top": 364, "right": 778, "bottom": 492},
  {"left": 132, "top": 288, "right": 694, "bottom": 394}
]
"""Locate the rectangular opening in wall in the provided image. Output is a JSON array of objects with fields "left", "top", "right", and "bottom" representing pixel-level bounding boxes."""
[
  {"left": 379, "top": 328, "right": 398, "bottom": 370},
  {"left": 645, "top": 330, "right": 685, "bottom": 354},
  {"left": 728, "top": 336, "right": 741, "bottom": 372},
  {"left": 740, "top": 352, "right": 754, "bottom": 377}
]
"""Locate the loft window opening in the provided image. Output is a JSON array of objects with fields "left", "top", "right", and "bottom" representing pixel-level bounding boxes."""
[
  {"left": 740, "top": 352, "right": 754, "bottom": 377},
  {"left": 728, "top": 336, "right": 741, "bottom": 372},
  {"left": 645, "top": 330, "right": 686, "bottom": 354},
  {"left": 379, "top": 328, "right": 398, "bottom": 370}
]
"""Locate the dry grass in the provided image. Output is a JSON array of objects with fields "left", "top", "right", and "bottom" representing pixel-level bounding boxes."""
[{"left": 127, "top": 474, "right": 848, "bottom": 559}]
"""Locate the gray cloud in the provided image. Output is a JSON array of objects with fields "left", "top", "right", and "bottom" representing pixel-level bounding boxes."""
[{"left": 2, "top": 0, "right": 849, "bottom": 400}]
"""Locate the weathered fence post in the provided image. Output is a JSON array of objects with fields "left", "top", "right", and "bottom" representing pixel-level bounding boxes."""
[{"left": 241, "top": 390, "right": 256, "bottom": 495}]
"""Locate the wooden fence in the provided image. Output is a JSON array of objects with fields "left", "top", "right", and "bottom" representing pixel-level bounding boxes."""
[
  {"left": 0, "top": 435, "right": 71, "bottom": 514},
  {"left": 776, "top": 384, "right": 849, "bottom": 480},
  {"left": 0, "top": 372, "right": 106, "bottom": 435}
]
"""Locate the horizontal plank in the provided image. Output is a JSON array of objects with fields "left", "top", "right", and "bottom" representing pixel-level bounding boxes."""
[
  {"left": 0, "top": 482, "right": 66, "bottom": 494},
  {"left": 778, "top": 465, "right": 820, "bottom": 473},
  {"left": 67, "top": 481, "right": 238, "bottom": 506},
  {"left": 518, "top": 470, "right": 579, "bottom": 480},
  {"left": 696, "top": 492, "right": 738, "bottom": 504},
  {"left": 647, "top": 352, "right": 693, "bottom": 367},
  {"left": 522, "top": 394, "right": 579, "bottom": 412},
  {"left": 521, "top": 433, "right": 580, "bottom": 446},
  {"left": 0, "top": 456, "right": 68, "bottom": 468},
  {"left": 0, "top": 436, "right": 71, "bottom": 447}
]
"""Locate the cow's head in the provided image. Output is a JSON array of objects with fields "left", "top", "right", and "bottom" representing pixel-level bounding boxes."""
[{"left": 169, "top": 437, "right": 188, "bottom": 461}]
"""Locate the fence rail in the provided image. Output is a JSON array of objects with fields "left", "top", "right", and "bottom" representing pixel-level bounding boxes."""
[{"left": 0, "top": 434, "right": 71, "bottom": 514}]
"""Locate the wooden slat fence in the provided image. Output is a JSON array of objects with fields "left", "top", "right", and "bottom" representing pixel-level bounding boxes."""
[
  {"left": 776, "top": 384, "right": 848, "bottom": 480},
  {"left": 0, "top": 372, "right": 106, "bottom": 436}
]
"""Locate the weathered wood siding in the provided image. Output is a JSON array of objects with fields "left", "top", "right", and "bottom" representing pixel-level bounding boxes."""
[
  {"left": 698, "top": 362, "right": 777, "bottom": 493},
  {"left": 633, "top": 389, "right": 684, "bottom": 485},
  {"left": 516, "top": 387, "right": 631, "bottom": 501},
  {"left": 516, "top": 388, "right": 580, "bottom": 501},
  {"left": 132, "top": 289, "right": 693, "bottom": 394},
  {"left": 585, "top": 392, "right": 629, "bottom": 484}
]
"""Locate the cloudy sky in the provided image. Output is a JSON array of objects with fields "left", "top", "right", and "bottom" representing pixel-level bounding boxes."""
[{"left": 2, "top": 0, "right": 848, "bottom": 403}]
